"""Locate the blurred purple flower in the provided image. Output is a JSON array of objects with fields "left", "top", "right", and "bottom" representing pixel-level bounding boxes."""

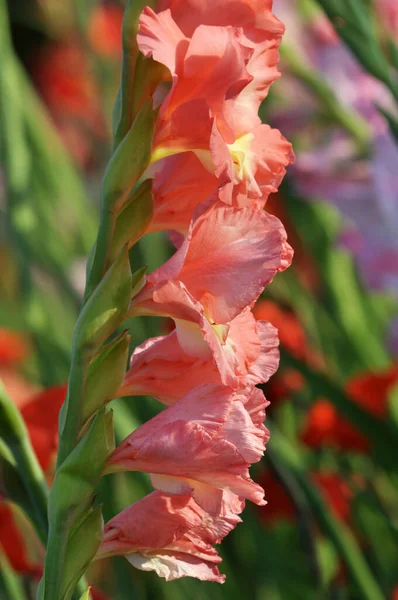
[{"left": 272, "top": 0, "right": 398, "bottom": 351}]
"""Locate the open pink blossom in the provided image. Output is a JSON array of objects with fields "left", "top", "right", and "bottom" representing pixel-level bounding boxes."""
[
  {"left": 154, "top": 0, "right": 285, "bottom": 136},
  {"left": 130, "top": 201, "right": 293, "bottom": 327},
  {"left": 96, "top": 491, "right": 243, "bottom": 582},
  {"left": 139, "top": 7, "right": 252, "bottom": 147},
  {"left": 106, "top": 384, "right": 268, "bottom": 513},
  {"left": 138, "top": 6, "right": 293, "bottom": 208},
  {"left": 120, "top": 309, "right": 279, "bottom": 404}
]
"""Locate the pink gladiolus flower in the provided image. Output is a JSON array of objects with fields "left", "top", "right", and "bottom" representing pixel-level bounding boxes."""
[
  {"left": 138, "top": 5, "right": 293, "bottom": 219},
  {"left": 120, "top": 310, "right": 279, "bottom": 404},
  {"left": 106, "top": 385, "right": 268, "bottom": 513},
  {"left": 151, "top": 0, "right": 285, "bottom": 137},
  {"left": 96, "top": 491, "right": 243, "bottom": 582},
  {"left": 130, "top": 201, "right": 293, "bottom": 328}
]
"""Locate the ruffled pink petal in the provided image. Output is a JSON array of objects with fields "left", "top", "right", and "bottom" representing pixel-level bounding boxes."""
[
  {"left": 137, "top": 7, "right": 188, "bottom": 76},
  {"left": 99, "top": 492, "right": 203, "bottom": 557},
  {"left": 150, "top": 152, "right": 218, "bottom": 233},
  {"left": 107, "top": 385, "right": 267, "bottom": 508},
  {"left": 133, "top": 202, "right": 293, "bottom": 325},
  {"left": 157, "top": 0, "right": 284, "bottom": 38},
  {"left": 243, "top": 387, "right": 270, "bottom": 436},
  {"left": 176, "top": 202, "right": 293, "bottom": 323},
  {"left": 246, "top": 319, "right": 280, "bottom": 386},
  {"left": 126, "top": 550, "right": 224, "bottom": 583},
  {"left": 119, "top": 331, "right": 221, "bottom": 405},
  {"left": 223, "top": 31, "right": 281, "bottom": 136},
  {"left": 97, "top": 490, "right": 243, "bottom": 582}
]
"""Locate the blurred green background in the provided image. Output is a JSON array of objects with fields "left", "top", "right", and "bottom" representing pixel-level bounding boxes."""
[{"left": 0, "top": 0, "right": 398, "bottom": 599}]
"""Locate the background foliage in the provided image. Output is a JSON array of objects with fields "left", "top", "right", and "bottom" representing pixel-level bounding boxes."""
[{"left": 0, "top": 0, "right": 397, "bottom": 599}]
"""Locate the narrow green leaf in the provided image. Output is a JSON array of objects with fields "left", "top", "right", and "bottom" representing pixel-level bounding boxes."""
[{"left": 114, "top": 0, "right": 157, "bottom": 146}]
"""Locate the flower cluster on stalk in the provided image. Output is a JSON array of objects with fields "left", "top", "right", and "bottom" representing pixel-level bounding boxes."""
[{"left": 96, "top": 0, "right": 294, "bottom": 582}]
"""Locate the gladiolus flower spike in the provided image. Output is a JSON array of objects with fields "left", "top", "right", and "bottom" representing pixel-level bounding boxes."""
[
  {"left": 96, "top": 0, "right": 293, "bottom": 584},
  {"left": 39, "top": 0, "right": 293, "bottom": 595}
]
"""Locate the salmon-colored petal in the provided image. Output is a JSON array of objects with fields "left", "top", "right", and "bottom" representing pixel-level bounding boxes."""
[
  {"left": 176, "top": 203, "right": 293, "bottom": 323},
  {"left": 97, "top": 490, "right": 242, "bottom": 582},
  {"left": 150, "top": 152, "right": 218, "bottom": 233},
  {"left": 137, "top": 7, "right": 188, "bottom": 76},
  {"left": 157, "top": 0, "right": 284, "bottom": 38},
  {"left": 133, "top": 202, "right": 292, "bottom": 325},
  {"left": 107, "top": 385, "right": 267, "bottom": 508}
]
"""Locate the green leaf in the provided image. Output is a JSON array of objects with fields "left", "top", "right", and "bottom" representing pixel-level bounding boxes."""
[
  {"left": 0, "top": 548, "right": 28, "bottom": 600},
  {"left": 75, "top": 247, "right": 132, "bottom": 353},
  {"left": 110, "top": 179, "right": 154, "bottom": 261},
  {"left": 83, "top": 331, "right": 131, "bottom": 423},
  {"left": 61, "top": 506, "right": 103, "bottom": 600},
  {"left": 0, "top": 380, "right": 26, "bottom": 446}
]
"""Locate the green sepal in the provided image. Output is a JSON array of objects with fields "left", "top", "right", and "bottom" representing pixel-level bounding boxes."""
[
  {"left": 78, "top": 589, "right": 92, "bottom": 600},
  {"left": 102, "top": 98, "right": 155, "bottom": 215},
  {"left": 113, "top": 0, "right": 157, "bottom": 145},
  {"left": 48, "top": 409, "right": 113, "bottom": 526},
  {"left": 74, "top": 247, "right": 132, "bottom": 353},
  {"left": 110, "top": 179, "right": 154, "bottom": 261},
  {"left": 82, "top": 331, "right": 131, "bottom": 423},
  {"left": 131, "top": 265, "right": 147, "bottom": 299},
  {"left": 61, "top": 506, "right": 103, "bottom": 600},
  {"left": 131, "top": 54, "right": 168, "bottom": 117}
]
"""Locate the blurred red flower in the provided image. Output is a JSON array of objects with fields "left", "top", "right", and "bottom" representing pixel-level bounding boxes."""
[
  {"left": 0, "top": 327, "right": 28, "bottom": 365},
  {"left": 21, "top": 385, "right": 67, "bottom": 471},
  {"left": 0, "top": 504, "right": 42, "bottom": 577},
  {"left": 0, "top": 385, "right": 66, "bottom": 574},
  {"left": 302, "top": 366, "right": 398, "bottom": 452},
  {"left": 32, "top": 43, "right": 105, "bottom": 166},
  {"left": 253, "top": 300, "right": 321, "bottom": 403},
  {"left": 88, "top": 3, "right": 124, "bottom": 58},
  {"left": 259, "top": 470, "right": 353, "bottom": 523}
]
